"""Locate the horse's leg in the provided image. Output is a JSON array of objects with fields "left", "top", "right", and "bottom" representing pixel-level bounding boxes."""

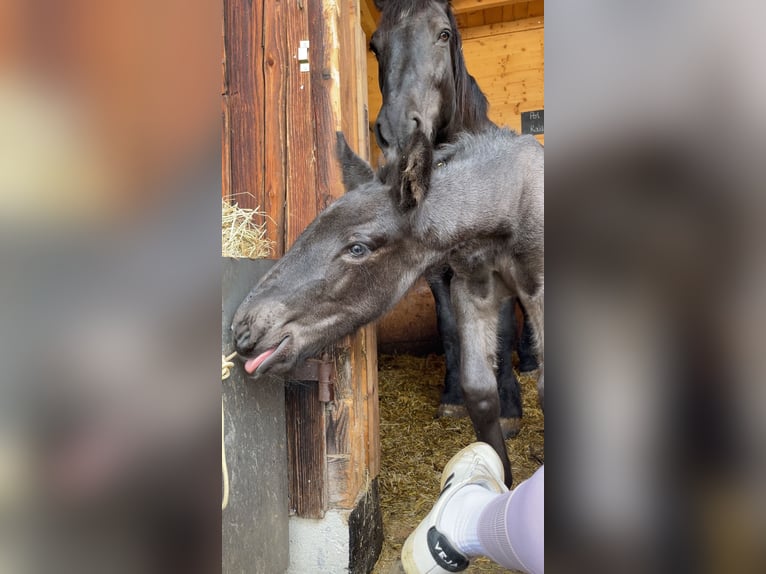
[
  {"left": 496, "top": 297, "right": 523, "bottom": 438},
  {"left": 427, "top": 266, "right": 464, "bottom": 418},
  {"left": 517, "top": 287, "right": 544, "bottom": 410},
  {"left": 452, "top": 275, "right": 513, "bottom": 487},
  {"left": 516, "top": 301, "right": 540, "bottom": 373}
]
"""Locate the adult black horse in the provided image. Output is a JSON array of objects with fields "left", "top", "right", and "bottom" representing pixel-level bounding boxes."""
[{"left": 370, "top": 0, "right": 539, "bottom": 435}]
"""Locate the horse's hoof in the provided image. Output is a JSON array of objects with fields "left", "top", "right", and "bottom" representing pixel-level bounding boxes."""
[
  {"left": 500, "top": 417, "right": 522, "bottom": 439},
  {"left": 437, "top": 403, "right": 468, "bottom": 418}
]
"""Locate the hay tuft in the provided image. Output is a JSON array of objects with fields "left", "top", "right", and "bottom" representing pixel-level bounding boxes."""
[
  {"left": 221, "top": 199, "right": 273, "bottom": 258},
  {"left": 372, "top": 354, "right": 544, "bottom": 573}
]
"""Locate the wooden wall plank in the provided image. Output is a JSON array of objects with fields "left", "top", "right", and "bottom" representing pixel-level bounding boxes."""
[
  {"left": 263, "top": 0, "right": 288, "bottom": 255},
  {"left": 527, "top": 0, "right": 544, "bottom": 18},
  {"left": 327, "top": 325, "right": 372, "bottom": 508},
  {"left": 483, "top": 6, "right": 505, "bottom": 25},
  {"left": 463, "top": 10, "right": 486, "bottom": 28},
  {"left": 364, "top": 324, "right": 380, "bottom": 478},
  {"left": 462, "top": 25, "right": 544, "bottom": 141},
  {"left": 286, "top": 381, "right": 326, "bottom": 518},
  {"left": 452, "top": 0, "right": 529, "bottom": 14},
  {"left": 284, "top": 0, "right": 319, "bottom": 249},
  {"left": 512, "top": 0, "right": 528, "bottom": 21},
  {"left": 460, "top": 14, "right": 544, "bottom": 40},
  {"left": 282, "top": 0, "right": 324, "bottom": 519},
  {"left": 339, "top": 0, "right": 359, "bottom": 170},
  {"left": 222, "top": 91, "right": 232, "bottom": 199},
  {"left": 309, "top": 0, "right": 344, "bottom": 212},
  {"left": 222, "top": 0, "right": 264, "bottom": 209},
  {"left": 355, "top": 17, "right": 372, "bottom": 155},
  {"left": 325, "top": 0, "right": 382, "bottom": 510}
]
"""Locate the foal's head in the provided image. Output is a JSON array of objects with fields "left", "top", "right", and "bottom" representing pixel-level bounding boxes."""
[
  {"left": 231, "top": 132, "right": 438, "bottom": 376},
  {"left": 371, "top": 0, "right": 489, "bottom": 162}
]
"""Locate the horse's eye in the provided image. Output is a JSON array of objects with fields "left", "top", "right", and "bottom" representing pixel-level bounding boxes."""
[
  {"left": 438, "top": 29, "right": 451, "bottom": 42},
  {"left": 348, "top": 243, "right": 370, "bottom": 258}
]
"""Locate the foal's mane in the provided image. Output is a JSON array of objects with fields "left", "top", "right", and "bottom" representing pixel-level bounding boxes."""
[{"left": 377, "top": 0, "right": 492, "bottom": 138}]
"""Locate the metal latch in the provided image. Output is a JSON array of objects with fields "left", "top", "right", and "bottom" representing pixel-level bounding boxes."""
[
  {"left": 298, "top": 40, "right": 310, "bottom": 72},
  {"left": 288, "top": 352, "right": 335, "bottom": 402}
]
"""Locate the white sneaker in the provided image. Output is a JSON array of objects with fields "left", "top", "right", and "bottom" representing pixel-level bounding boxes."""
[{"left": 401, "top": 442, "right": 508, "bottom": 573}]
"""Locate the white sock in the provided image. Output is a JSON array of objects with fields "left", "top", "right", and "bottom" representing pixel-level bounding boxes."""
[{"left": 436, "top": 484, "right": 499, "bottom": 557}]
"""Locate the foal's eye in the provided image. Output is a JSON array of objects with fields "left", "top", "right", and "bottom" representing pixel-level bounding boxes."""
[
  {"left": 438, "top": 29, "right": 451, "bottom": 42},
  {"left": 348, "top": 243, "right": 370, "bottom": 258}
]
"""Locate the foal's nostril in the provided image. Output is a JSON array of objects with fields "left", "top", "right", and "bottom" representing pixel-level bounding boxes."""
[{"left": 233, "top": 321, "right": 254, "bottom": 354}]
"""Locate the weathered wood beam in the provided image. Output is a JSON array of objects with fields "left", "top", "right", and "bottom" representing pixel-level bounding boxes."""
[
  {"left": 362, "top": 1, "right": 532, "bottom": 36},
  {"left": 452, "top": 0, "right": 528, "bottom": 15},
  {"left": 460, "top": 14, "right": 544, "bottom": 40}
]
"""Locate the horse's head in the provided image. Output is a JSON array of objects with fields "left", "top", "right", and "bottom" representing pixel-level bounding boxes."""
[
  {"left": 371, "top": 0, "right": 488, "bottom": 162},
  {"left": 231, "top": 132, "right": 437, "bottom": 376}
]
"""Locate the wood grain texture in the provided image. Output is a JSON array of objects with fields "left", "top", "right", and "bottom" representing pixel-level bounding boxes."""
[
  {"left": 263, "top": 0, "right": 288, "bottom": 256},
  {"left": 325, "top": 333, "right": 374, "bottom": 508},
  {"left": 339, "top": 0, "right": 359, "bottom": 155},
  {"left": 284, "top": 0, "right": 319, "bottom": 249},
  {"left": 222, "top": 0, "right": 264, "bottom": 209},
  {"left": 313, "top": 0, "right": 345, "bottom": 209},
  {"left": 355, "top": 21, "right": 372, "bottom": 155},
  {"left": 460, "top": 14, "right": 544, "bottom": 40},
  {"left": 483, "top": 6, "right": 505, "bottom": 25},
  {"left": 286, "top": 381, "right": 326, "bottom": 518},
  {"left": 452, "top": 0, "right": 529, "bottom": 14},
  {"left": 222, "top": 89, "right": 232, "bottom": 199},
  {"left": 527, "top": 0, "right": 544, "bottom": 18},
  {"left": 462, "top": 23, "right": 544, "bottom": 142},
  {"left": 363, "top": 324, "right": 380, "bottom": 478}
]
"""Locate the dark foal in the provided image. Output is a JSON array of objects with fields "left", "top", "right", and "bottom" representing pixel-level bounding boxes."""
[
  {"left": 232, "top": 128, "right": 544, "bottom": 486},
  {"left": 370, "top": 0, "right": 538, "bottom": 435}
]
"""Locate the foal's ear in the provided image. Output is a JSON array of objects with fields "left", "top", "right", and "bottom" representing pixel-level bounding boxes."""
[
  {"left": 336, "top": 131, "right": 375, "bottom": 192},
  {"left": 397, "top": 130, "right": 433, "bottom": 210}
]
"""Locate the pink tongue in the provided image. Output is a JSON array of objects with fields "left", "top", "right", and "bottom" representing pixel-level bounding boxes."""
[{"left": 244, "top": 347, "right": 276, "bottom": 374}]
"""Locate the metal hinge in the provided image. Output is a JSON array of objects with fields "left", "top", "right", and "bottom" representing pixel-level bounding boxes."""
[{"left": 288, "top": 352, "right": 335, "bottom": 402}]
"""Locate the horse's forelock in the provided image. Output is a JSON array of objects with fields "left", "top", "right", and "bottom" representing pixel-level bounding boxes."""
[{"left": 377, "top": 0, "right": 450, "bottom": 28}]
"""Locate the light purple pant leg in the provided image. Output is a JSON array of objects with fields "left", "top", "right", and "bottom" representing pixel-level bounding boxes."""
[{"left": 477, "top": 466, "right": 544, "bottom": 573}]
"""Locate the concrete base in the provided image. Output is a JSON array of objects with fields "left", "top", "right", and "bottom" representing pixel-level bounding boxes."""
[
  {"left": 288, "top": 511, "right": 350, "bottom": 573},
  {"left": 288, "top": 479, "right": 383, "bottom": 574}
]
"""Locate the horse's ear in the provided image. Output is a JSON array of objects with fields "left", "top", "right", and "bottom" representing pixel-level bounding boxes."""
[
  {"left": 336, "top": 131, "right": 375, "bottom": 191},
  {"left": 397, "top": 130, "right": 433, "bottom": 210}
]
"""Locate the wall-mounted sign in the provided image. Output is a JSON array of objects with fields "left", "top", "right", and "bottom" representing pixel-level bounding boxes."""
[{"left": 521, "top": 109, "right": 544, "bottom": 135}]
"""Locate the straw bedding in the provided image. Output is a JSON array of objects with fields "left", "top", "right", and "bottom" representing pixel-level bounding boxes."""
[{"left": 372, "top": 354, "right": 544, "bottom": 573}]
